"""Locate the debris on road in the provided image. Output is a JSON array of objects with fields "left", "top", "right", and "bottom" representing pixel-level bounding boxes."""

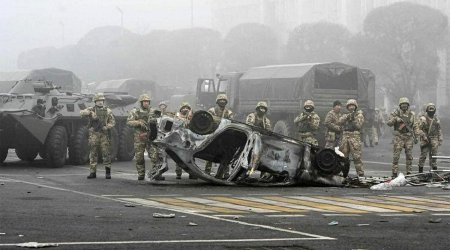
[
  {"left": 16, "top": 242, "right": 58, "bottom": 248},
  {"left": 152, "top": 213, "right": 175, "bottom": 218},
  {"left": 428, "top": 218, "right": 442, "bottom": 224},
  {"left": 370, "top": 173, "right": 407, "bottom": 190},
  {"left": 0, "top": 233, "right": 5, "bottom": 235},
  {"left": 188, "top": 222, "right": 198, "bottom": 226},
  {"left": 328, "top": 221, "right": 339, "bottom": 226},
  {"left": 124, "top": 203, "right": 135, "bottom": 207},
  {"left": 357, "top": 224, "right": 370, "bottom": 226}
]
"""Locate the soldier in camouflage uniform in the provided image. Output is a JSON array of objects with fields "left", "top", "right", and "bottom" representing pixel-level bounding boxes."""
[
  {"left": 362, "top": 109, "right": 375, "bottom": 147},
  {"left": 175, "top": 102, "right": 196, "bottom": 179},
  {"left": 246, "top": 101, "right": 272, "bottom": 131},
  {"left": 337, "top": 99, "right": 365, "bottom": 177},
  {"left": 294, "top": 100, "right": 320, "bottom": 146},
  {"left": 373, "top": 108, "right": 384, "bottom": 144},
  {"left": 386, "top": 97, "right": 422, "bottom": 177},
  {"left": 205, "top": 94, "right": 234, "bottom": 175},
  {"left": 324, "top": 100, "right": 342, "bottom": 149},
  {"left": 418, "top": 103, "right": 443, "bottom": 173},
  {"left": 80, "top": 93, "right": 116, "bottom": 179},
  {"left": 126, "top": 94, "right": 159, "bottom": 180}
]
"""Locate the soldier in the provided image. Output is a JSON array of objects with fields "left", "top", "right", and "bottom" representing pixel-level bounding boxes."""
[
  {"left": 175, "top": 102, "right": 196, "bottom": 179},
  {"left": 324, "top": 100, "right": 342, "bottom": 149},
  {"left": 158, "top": 101, "right": 168, "bottom": 115},
  {"left": 373, "top": 108, "right": 385, "bottom": 143},
  {"left": 337, "top": 99, "right": 365, "bottom": 177},
  {"left": 246, "top": 101, "right": 272, "bottom": 131},
  {"left": 294, "top": 100, "right": 320, "bottom": 146},
  {"left": 246, "top": 101, "right": 272, "bottom": 179},
  {"left": 32, "top": 99, "right": 46, "bottom": 117},
  {"left": 386, "top": 97, "right": 422, "bottom": 177},
  {"left": 418, "top": 103, "right": 443, "bottom": 173},
  {"left": 205, "top": 94, "right": 234, "bottom": 175},
  {"left": 362, "top": 109, "right": 376, "bottom": 147},
  {"left": 80, "top": 93, "right": 116, "bottom": 179},
  {"left": 127, "top": 94, "right": 160, "bottom": 181}
]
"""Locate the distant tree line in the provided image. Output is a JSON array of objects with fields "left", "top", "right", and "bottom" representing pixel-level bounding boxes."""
[{"left": 18, "top": 2, "right": 447, "bottom": 104}]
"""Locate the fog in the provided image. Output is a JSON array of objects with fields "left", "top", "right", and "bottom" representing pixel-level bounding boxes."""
[{"left": 0, "top": 0, "right": 212, "bottom": 70}]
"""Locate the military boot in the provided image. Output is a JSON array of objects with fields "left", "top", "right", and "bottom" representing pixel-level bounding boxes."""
[
  {"left": 137, "top": 175, "right": 145, "bottom": 181},
  {"left": 87, "top": 173, "right": 96, "bottom": 179},
  {"left": 418, "top": 166, "right": 423, "bottom": 173},
  {"left": 105, "top": 168, "right": 111, "bottom": 179},
  {"left": 369, "top": 140, "right": 374, "bottom": 147}
]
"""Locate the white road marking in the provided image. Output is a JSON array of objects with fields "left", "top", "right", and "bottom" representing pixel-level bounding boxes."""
[
  {"left": 378, "top": 214, "right": 416, "bottom": 217},
  {"left": 322, "top": 214, "right": 362, "bottom": 217},
  {"left": 0, "top": 237, "right": 334, "bottom": 247},
  {"left": 240, "top": 197, "right": 327, "bottom": 212},
  {"left": 287, "top": 196, "right": 398, "bottom": 213},
  {"left": 213, "top": 215, "right": 244, "bottom": 218},
  {"left": 148, "top": 194, "right": 181, "bottom": 197},
  {"left": 431, "top": 213, "right": 450, "bottom": 216},
  {"left": 349, "top": 197, "right": 450, "bottom": 212},
  {"left": 199, "top": 194, "right": 231, "bottom": 196},
  {"left": 2, "top": 177, "right": 334, "bottom": 240},
  {"left": 178, "top": 197, "right": 278, "bottom": 213},
  {"left": 265, "top": 214, "right": 306, "bottom": 218},
  {"left": 101, "top": 195, "right": 134, "bottom": 197},
  {"left": 391, "top": 196, "right": 450, "bottom": 205}
]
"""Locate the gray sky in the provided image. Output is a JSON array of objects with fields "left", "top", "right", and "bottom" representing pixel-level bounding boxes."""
[{"left": 0, "top": 0, "right": 212, "bottom": 71}]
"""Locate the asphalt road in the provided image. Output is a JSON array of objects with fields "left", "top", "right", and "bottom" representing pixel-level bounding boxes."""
[{"left": 1, "top": 136, "right": 450, "bottom": 250}]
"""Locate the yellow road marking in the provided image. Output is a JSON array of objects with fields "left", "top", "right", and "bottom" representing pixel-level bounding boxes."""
[
  {"left": 374, "top": 196, "right": 450, "bottom": 209},
  {"left": 150, "top": 198, "right": 246, "bottom": 214},
  {"left": 319, "top": 196, "right": 420, "bottom": 212},
  {"left": 264, "top": 196, "right": 368, "bottom": 214},
  {"left": 390, "top": 196, "right": 450, "bottom": 205},
  {"left": 208, "top": 197, "right": 304, "bottom": 213}
]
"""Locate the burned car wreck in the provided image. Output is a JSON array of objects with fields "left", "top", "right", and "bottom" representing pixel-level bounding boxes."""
[{"left": 152, "top": 111, "right": 350, "bottom": 186}]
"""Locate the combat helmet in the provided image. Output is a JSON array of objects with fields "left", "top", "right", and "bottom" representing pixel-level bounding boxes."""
[
  {"left": 93, "top": 93, "right": 105, "bottom": 102},
  {"left": 398, "top": 97, "right": 410, "bottom": 106},
  {"left": 304, "top": 100, "right": 315, "bottom": 108},
  {"left": 216, "top": 94, "right": 228, "bottom": 103},
  {"left": 256, "top": 101, "right": 268, "bottom": 111},
  {"left": 179, "top": 102, "right": 191, "bottom": 111},
  {"left": 346, "top": 99, "right": 358, "bottom": 109},
  {"left": 426, "top": 103, "right": 436, "bottom": 111},
  {"left": 138, "top": 94, "right": 151, "bottom": 102}
]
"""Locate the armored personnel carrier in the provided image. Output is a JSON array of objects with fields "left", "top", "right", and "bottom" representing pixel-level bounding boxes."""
[{"left": 0, "top": 79, "right": 136, "bottom": 167}]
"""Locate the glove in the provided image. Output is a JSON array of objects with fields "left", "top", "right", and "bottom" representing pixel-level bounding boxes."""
[
  {"left": 414, "top": 138, "right": 418, "bottom": 144},
  {"left": 102, "top": 126, "right": 108, "bottom": 132},
  {"left": 439, "top": 140, "right": 443, "bottom": 146},
  {"left": 91, "top": 112, "right": 98, "bottom": 120}
]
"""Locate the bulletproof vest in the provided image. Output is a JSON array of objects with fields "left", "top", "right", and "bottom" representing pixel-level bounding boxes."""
[
  {"left": 423, "top": 116, "right": 440, "bottom": 136},
  {"left": 254, "top": 115, "right": 266, "bottom": 129},
  {"left": 297, "top": 113, "right": 311, "bottom": 133},
  {"left": 136, "top": 107, "right": 150, "bottom": 122},
  {"left": 94, "top": 106, "right": 108, "bottom": 124},
  {"left": 343, "top": 113, "right": 358, "bottom": 132},
  {"left": 394, "top": 110, "right": 413, "bottom": 133},
  {"left": 214, "top": 106, "right": 230, "bottom": 119}
]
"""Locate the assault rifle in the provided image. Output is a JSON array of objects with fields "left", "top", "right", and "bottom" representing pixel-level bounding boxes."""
[{"left": 392, "top": 111, "right": 418, "bottom": 144}]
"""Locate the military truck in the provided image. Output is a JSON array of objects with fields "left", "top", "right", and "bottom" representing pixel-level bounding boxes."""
[
  {"left": 0, "top": 79, "right": 135, "bottom": 167},
  {"left": 196, "top": 62, "right": 375, "bottom": 145}
]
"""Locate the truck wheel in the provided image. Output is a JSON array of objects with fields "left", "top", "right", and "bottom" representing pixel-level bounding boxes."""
[
  {"left": 273, "top": 120, "right": 293, "bottom": 137},
  {"left": 15, "top": 147, "right": 39, "bottom": 162},
  {"left": 45, "top": 125, "right": 68, "bottom": 168},
  {"left": 117, "top": 126, "right": 134, "bottom": 161},
  {"left": 69, "top": 126, "right": 89, "bottom": 165},
  {"left": 0, "top": 147, "right": 8, "bottom": 163}
]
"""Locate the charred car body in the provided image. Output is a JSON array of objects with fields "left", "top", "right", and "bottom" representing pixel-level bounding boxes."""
[
  {"left": 0, "top": 79, "right": 135, "bottom": 167},
  {"left": 153, "top": 110, "right": 349, "bottom": 186}
]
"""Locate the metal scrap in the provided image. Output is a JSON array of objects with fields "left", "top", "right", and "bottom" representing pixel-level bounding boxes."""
[{"left": 16, "top": 242, "right": 58, "bottom": 248}]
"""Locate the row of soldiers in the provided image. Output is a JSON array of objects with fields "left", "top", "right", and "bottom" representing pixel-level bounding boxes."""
[{"left": 80, "top": 93, "right": 442, "bottom": 180}]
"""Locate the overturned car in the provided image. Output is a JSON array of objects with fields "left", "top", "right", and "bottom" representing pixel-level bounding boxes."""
[{"left": 153, "top": 111, "right": 350, "bottom": 186}]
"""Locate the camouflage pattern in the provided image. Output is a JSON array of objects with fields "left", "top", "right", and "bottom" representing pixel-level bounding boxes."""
[
  {"left": 373, "top": 109, "right": 384, "bottom": 143},
  {"left": 386, "top": 107, "right": 422, "bottom": 175},
  {"left": 361, "top": 110, "right": 376, "bottom": 147},
  {"left": 324, "top": 109, "right": 342, "bottom": 148},
  {"left": 294, "top": 111, "right": 320, "bottom": 146},
  {"left": 418, "top": 106, "right": 443, "bottom": 171},
  {"left": 175, "top": 108, "right": 192, "bottom": 177},
  {"left": 127, "top": 106, "right": 159, "bottom": 178},
  {"left": 206, "top": 105, "right": 234, "bottom": 174},
  {"left": 338, "top": 110, "right": 365, "bottom": 176},
  {"left": 246, "top": 113, "right": 272, "bottom": 131},
  {"left": 80, "top": 106, "right": 116, "bottom": 173}
]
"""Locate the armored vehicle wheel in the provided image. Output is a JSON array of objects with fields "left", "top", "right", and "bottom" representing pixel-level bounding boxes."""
[
  {"left": 45, "top": 125, "right": 68, "bottom": 168},
  {"left": 15, "top": 147, "right": 39, "bottom": 162},
  {"left": 273, "top": 120, "right": 292, "bottom": 137},
  {"left": 117, "top": 126, "right": 134, "bottom": 161},
  {"left": 0, "top": 147, "right": 8, "bottom": 163},
  {"left": 69, "top": 126, "right": 89, "bottom": 165}
]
